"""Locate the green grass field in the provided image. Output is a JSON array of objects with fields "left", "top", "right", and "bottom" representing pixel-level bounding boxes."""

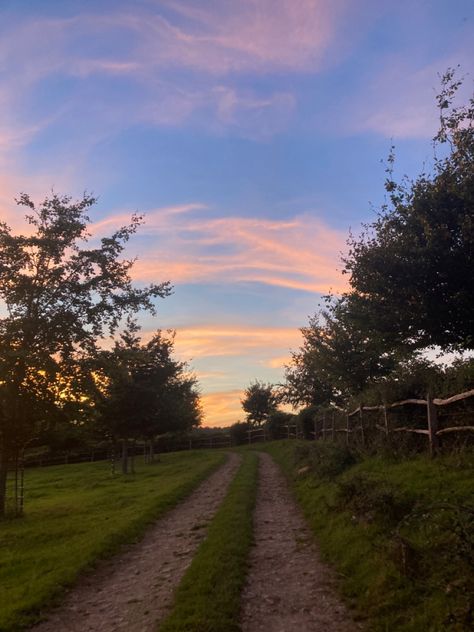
[
  {"left": 264, "top": 440, "right": 474, "bottom": 631},
  {"left": 0, "top": 450, "right": 225, "bottom": 631},
  {"left": 160, "top": 451, "right": 258, "bottom": 632}
]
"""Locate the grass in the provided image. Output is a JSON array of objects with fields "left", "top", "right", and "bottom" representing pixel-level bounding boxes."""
[
  {"left": 159, "top": 451, "right": 259, "bottom": 632},
  {"left": 264, "top": 440, "right": 474, "bottom": 632},
  {"left": 0, "top": 450, "right": 225, "bottom": 631}
]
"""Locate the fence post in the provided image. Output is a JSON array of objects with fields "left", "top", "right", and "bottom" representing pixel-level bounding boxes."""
[
  {"left": 383, "top": 403, "right": 390, "bottom": 437},
  {"left": 322, "top": 412, "right": 326, "bottom": 440},
  {"left": 345, "top": 413, "right": 350, "bottom": 445},
  {"left": 427, "top": 392, "right": 439, "bottom": 457},
  {"left": 359, "top": 403, "right": 366, "bottom": 447},
  {"left": 331, "top": 410, "right": 336, "bottom": 442}
]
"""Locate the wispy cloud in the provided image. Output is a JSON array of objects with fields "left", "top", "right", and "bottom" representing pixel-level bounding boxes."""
[
  {"left": 348, "top": 51, "right": 474, "bottom": 139},
  {"left": 173, "top": 325, "right": 302, "bottom": 359},
  {"left": 120, "top": 206, "right": 347, "bottom": 293},
  {"left": 132, "top": 0, "right": 345, "bottom": 75},
  {"left": 0, "top": 0, "right": 348, "bottom": 144}
]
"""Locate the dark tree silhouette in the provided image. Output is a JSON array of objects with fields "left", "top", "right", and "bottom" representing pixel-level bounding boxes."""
[{"left": 0, "top": 193, "right": 171, "bottom": 515}]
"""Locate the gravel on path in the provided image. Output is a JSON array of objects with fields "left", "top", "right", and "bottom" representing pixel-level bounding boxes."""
[
  {"left": 240, "top": 452, "right": 361, "bottom": 632},
  {"left": 31, "top": 452, "right": 241, "bottom": 632}
]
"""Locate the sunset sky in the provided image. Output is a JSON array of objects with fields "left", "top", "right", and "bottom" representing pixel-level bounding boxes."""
[{"left": 1, "top": 1, "right": 473, "bottom": 425}]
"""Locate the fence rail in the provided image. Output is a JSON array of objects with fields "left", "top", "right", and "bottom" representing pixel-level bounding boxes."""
[{"left": 311, "top": 387, "right": 474, "bottom": 456}]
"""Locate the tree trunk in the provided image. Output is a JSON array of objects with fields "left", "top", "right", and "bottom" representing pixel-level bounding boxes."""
[
  {"left": 121, "top": 439, "right": 128, "bottom": 474},
  {"left": 130, "top": 440, "right": 135, "bottom": 474},
  {"left": 0, "top": 450, "right": 9, "bottom": 518},
  {"left": 149, "top": 439, "right": 154, "bottom": 462}
]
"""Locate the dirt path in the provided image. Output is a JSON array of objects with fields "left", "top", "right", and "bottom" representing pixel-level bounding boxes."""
[
  {"left": 241, "top": 452, "right": 360, "bottom": 632},
  {"left": 32, "top": 452, "right": 241, "bottom": 632}
]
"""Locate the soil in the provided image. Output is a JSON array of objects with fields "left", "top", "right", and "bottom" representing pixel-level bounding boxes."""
[
  {"left": 240, "top": 452, "right": 361, "bottom": 632},
  {"left": 31, "top": 452, "right": 241, "bottom": 632}
]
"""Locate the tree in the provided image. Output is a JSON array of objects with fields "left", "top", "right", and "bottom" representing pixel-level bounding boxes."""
[
  {"left": 95, "top": 322, "right": 201, "bottom": 472},
  {"left": 0, "top": 193, "right": 171, "bottom": 515},
  {"left": 343, "top": 70, "right": 474, "bottom": 353},
  {"left": 283, "top": 298, "right": 399, "bottom": 407},
  {"left": 241, "top": 381, "right": 278, "bottom": 426}
]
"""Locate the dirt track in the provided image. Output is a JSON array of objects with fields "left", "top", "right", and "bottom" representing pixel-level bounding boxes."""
[
  {"left": 240, "top": 452, "right": 360, "bottom": 632},
  {"left": 32, "top": 453, "right": 241, "bottom": 632},
  {"left": 31, "top": 450, "right": 360, "bottom": 632}
]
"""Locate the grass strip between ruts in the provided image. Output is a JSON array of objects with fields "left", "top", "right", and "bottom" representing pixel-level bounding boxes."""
[
  {"left": 159, "top": 451, "right": 259, "bottom": 632},
  {"left": 0, "top": 450, "right": 225, "bottom": 631}
]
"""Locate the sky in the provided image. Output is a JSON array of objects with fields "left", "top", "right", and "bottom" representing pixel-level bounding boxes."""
[{"left": 1, "top": 0, "right": 473, "bottom": 426}]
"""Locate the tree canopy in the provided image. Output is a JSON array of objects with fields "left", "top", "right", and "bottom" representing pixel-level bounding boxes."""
[
  {"left": 343, "top": 70, "right": 474, "bottom": 353},
  {"left": 0, "top": 193, "right": 171, "bottom": 514},
  {"left": 241, "top": 381, "right": 278, "bottom": 427}
]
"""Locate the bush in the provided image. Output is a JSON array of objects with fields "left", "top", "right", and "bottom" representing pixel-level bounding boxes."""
[
  {"left": 229, "top": 422, "right": 249, "bottom": 446},
  {"left": 337, "top": 473, "right": 415, "bottom": 529},
  {"left": 294, "top": 442, "right": 357, "bottom": 479}
]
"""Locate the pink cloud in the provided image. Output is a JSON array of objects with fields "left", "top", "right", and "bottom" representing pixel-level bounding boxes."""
[
  {"left": 0, "top": 1, "right": 349, "bottom": 143},
  {"left": 146, "top": 0, "right": 346, "bottom": 75},
  {"left": 121, "top": 208, "right": 348, "bottom": 294}
]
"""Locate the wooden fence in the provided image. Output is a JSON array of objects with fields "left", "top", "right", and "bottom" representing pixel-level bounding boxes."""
[{"left": 311, "top": 388, "right": 474, "bottom": 456}]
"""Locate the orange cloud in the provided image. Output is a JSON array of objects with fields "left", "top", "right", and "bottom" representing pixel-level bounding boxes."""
[
  {"left": 173, "top": 325, "right": 302, "bottom": 359},
  {"left": 263, "top": 355, "right": 292, "bottom": 369},
  {"left": 200, "top": 387, "right": 296, "bottom": 427},
  {"left": 200, "top": 389, "right": 244, "bottom": 427}
]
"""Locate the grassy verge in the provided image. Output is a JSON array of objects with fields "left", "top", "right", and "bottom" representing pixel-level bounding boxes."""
[
  {"left": 264, "top": 440, "right": 474, "bottom": 632},
  {"left": 160, "top": 451, "right": 259, "bottom": 632},
  {"left": 0, "top": 450, "right": 225, "bottom": 631}
]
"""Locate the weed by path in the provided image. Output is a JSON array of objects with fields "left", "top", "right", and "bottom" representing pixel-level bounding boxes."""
[{"left": 160, "top": 451, "right": 258, "bottom": 632}]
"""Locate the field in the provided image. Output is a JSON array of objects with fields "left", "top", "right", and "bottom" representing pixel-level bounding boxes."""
[
  {"left": 2, "top": 443, "right": 474, "bottom": 631},
  {"left": 0, "top": 450, "right": 224, "bottom": 631}
]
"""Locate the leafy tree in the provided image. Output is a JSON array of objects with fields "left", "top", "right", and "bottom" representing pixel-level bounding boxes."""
[
  {"left": 0, "top": 193, "right": 170, "bottom": 514},
  {"left": 283, "top": 299, "right": 398, "bottom": 408},
  {"left": 96, "top": 322, "right": 201, "bottom": 472},
  {"left": 241, "top": 381, "right": 278, "bottom": 427},
  {"left": 343, "top": 70, "right": 474, "bottom": 353}
]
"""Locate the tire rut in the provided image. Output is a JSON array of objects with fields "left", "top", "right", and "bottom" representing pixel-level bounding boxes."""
[
  {"left": 31, "top": 452, "right": 241, "bottom": 632},
  {"left": 240, "top": 452, "right": 361, "bottom": 632}
]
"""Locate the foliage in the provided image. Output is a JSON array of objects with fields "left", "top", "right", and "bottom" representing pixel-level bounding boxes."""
[
  {"left": 283, "top": 299, "right": 399, "bottom": 408},
  {"left": 228, "top": 421, "right": 249, "bottom": 446},
  {"left": 0, "top": 450, "right": 224, "bottom": 631},
  {"left": 295, "top": 405, "right": 319, "bottom": 439},
  {"left": 0, "top": 193, "right": 170, "bottom": 514},
  {"left": 266, "top": 410, "right": 294, "bottom": 440},
  {"left": 95, "top": 322, "right": 201, "bottom": 472},
  {"left": 241, "top": 380, "right": 278, "bottom": 426},
  {"left": 343, "top": 69, "right": 474, "bottom": 353},
  {"left": 159, "top": 453, "right": 258, "bottom": 632},
  {"left": 354, "top": 356, "right": 444, "bottom": 407},
  {"left": 294, "top": 441, "right": 357, "bottom": 479}
]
